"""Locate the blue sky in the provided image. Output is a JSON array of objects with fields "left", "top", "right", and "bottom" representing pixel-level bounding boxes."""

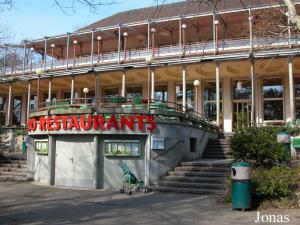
[{"left": 0, "top": 0, "right": 181, "bottom": 43}]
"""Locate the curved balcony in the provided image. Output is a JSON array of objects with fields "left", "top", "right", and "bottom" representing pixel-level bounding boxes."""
[{"left": 28, "top": 97, "right": 219, "bottom": 132}]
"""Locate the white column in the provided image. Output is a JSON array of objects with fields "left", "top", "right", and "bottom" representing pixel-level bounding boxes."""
[
  {"left": 288, "top": 57, "right": 295, "bottom": 122},
  {"left": 27, "top": 82, "right": 31, "bottom": 122},
  {"left": 144, "top": 135, "right": 151, "bottom": 187},
  {"left": 216, "top": 63, "right": 220, "bottom": 125},
  {"left": 182, "top": 66, "right": 186, "bottom": 112},
  {"left": 223, "top": 77, "right": 232, "bottom": 132},
  {"left": 151, "top": 69, "right": 155, "bottom": 100},
  {"left": 71, "top": 76, "right": 75, "bottom": 104},
  {"left": 6, "top": 82, "right": 12, "bottom": 126},
  {"left": 121, "top": 71, "right": 126, "bottom": 97},
  {"left": 251, "top": 59, "right": 256, "bottom": 125},
  {"left": 198, "top": 80, "right": 203, "bottom": 115},
  {"left": 48, "top": 77, "right": 52, "bottom": 102}
]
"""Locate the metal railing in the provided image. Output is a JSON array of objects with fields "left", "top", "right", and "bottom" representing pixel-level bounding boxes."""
[{"left": 2, "top": 35, "right": 299, "bottom": 76}]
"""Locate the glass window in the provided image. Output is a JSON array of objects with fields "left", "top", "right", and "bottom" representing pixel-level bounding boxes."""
[
  {"left": 176, "top": 83, "right": 194, "bottom": 110},
  {"left": 203, "top": 81, "right": 222, "bottom": 122},
  {"left": 263, "top": 78, "right": 283, "bottom": 121},
  {"left": 154, "top": 85, "right": 168, "bottom": 102},
  {"left": 294, "top": 77, "right": 300, "bottom": 119},
  {"left": 127, "top": 86, "right": 142, "bottom": 98},
  {"left": 12, "top": 96, "right": 22, "bottom": 125},
  {"left": 295, "top": 77, "right": 300, "bottom": 97},
  {"left": 104, "top": 88, "right": 119, "bottom": 103},
  {"left": 30, "top": 95, "right": 37, "bottom": 111},
  {"left": 232, "top": 80, "right": 251, "bottom": 100},
  {"left": 43, "top": 93, "right": 56, "bottom": 103},
  {"left": 104, "top": 140, "right": 140, "bottom": 156}
]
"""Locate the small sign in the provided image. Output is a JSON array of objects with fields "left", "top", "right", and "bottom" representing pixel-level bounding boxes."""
[
  {"left": 151, "top": 137, "right": 165, "bottom": 150},
  {"left": 35, "top": 140, "right": 48, "bottom": 155}
]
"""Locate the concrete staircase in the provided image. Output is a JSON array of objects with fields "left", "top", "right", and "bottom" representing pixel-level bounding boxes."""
[
  {"left": 0, "top": 154, "right": 28, "bottom": 182},
  {"left": 153, "top": 133, "right": 234, "bottom": 194}
]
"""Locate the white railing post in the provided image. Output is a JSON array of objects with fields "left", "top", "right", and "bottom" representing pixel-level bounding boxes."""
[
  {"left": 91, "top": 30, "right": 95, "bottom": 68},
  {"left": 66, "top": 34, "right": 70, "bottom": 69},
  {"left": 22, "top": 41, "right": 26, "bottom": 74},
  {"left": 44, "top": 37, "right": 47, "bottom": 71}
]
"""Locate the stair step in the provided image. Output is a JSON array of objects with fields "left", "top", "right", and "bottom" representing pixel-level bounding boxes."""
[
  {"left": 161, "top": 175, "right": 227, "bottom": 183},
  {"left": 0, "top": 160, "right": 26, "bottom": 164},
  {"left": 0, "top": 175, "right": 28, "bottom": 182},
  {"left": 175, "top": 166, "right": 230, "bottom": 172},
  {"left": 203, "top": 155, "right": 233, "bottom": 159},
  {"left": 168, "top": 171, "right": 229, "bottom": 177},
  {"left": 152, "top": 186, "right": 224, "bottom": 194},
  {"left": 0, "top": 164, "right": 27, "bottom": 168},
  {"left": 0, "top": 167, "right": 27, "bottom": 172},
  {"left": 181, "top": 160, "right": 233, "bottom": 167},
  {"left": 158, "top": 181, "right": 225, "bottom": 189},
  {"left": 0, "top": 171, "right": 27, "bottom": 176}
]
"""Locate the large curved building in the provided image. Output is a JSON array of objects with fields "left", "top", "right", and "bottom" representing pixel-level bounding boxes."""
[{"left": 1, "top": 0, "right": 300, "bottom": 189}]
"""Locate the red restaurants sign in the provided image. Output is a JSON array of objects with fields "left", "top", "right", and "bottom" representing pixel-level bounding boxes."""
[{"left": 27, "top": 114, "right": 156, "bottom": 132}]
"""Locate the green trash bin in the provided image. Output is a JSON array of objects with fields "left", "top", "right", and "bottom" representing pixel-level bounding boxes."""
[{"left": 231, "top": 162, "right": 252, "bottom": 210}]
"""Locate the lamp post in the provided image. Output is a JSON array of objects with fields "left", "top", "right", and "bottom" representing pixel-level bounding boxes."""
[
  {"left": 214, "top": 20, "right": 219, "bottom": 54},
  {"left": 97, "top": 36, "right": 102, "bottom": 62},
  {"left": 35, "top": 68, "right": 44, "bottom": 110},
  {"left": 181, "top": 24, "right": 187, "bottom": 56},
  {"left": 30, "top": 47, "right": 34, "bottom": 72},
  {"left": 123, "top": 32, "right": 128, "bottom": 60},
  {"left": 194, "top": 80, "right": 200, "bottom": 115},
  {"left": 150, "top": 28, "right": 156, "bottom": 57},
  {"left": 50, "top": 43, "right": 55, "bottom": 69},
  {"left": 145, "top": 55, "right": 154, "bottom": 110},
  {"left": 73, "top": 39, "right": 78, "bottom": 67},
  {"left": 83, "top": 87, "right": 89, "bottom": 104}
]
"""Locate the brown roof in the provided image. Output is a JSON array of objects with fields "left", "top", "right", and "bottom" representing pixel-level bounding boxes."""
[{"left": 78, "top": 0, "right": 290, "bottom": 31}]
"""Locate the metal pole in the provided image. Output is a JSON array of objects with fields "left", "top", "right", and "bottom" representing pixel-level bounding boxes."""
[
  {"left": 250, "top": 59, "right": 256, "bottom": 125},
  {"left": 66, "top": 34, "right": 70, "bottom": 69},
  {"left": 249, "top": 9, "right": 253, "bottom": 52},
  {"left": 195, "top": 86, "right": 198, "bottom": 115},
  {"left": 27, "top": 82, "right": 31, "bottom": 121},
  {"left": 71, "top": 76, "right": 75, "bottom": 104},
  {"left": 48, "top": 77, "right": 52, "bottom": 102},
  {"left": 6, "top": 82, "right": 12, "bottom": 126},
  {"left": 213, "top": 13, "right": 216, "bottom": 55},
  {"left": 147, "top": 20, "right": 151, "bottom": 51},
  {"left": 182, "top": 65, "right": 186, "bottom": 112},
  {"left": 288, "top": 57, "right": 295, "bottom": 122},
  {"left": 91, "top": 30, "right": 95, "bottom": 68},
  {"left": 44, "top": 38, "right": 47, "bottom": 71},
  {"left": 287, "top": 13, "right": 292, "bottom": 49},
  {"left": 147, "top": 66, "right": 151, "bottom": 109},
  {"left": 216, "top": 63, "right": 220, "bottom": 125},
  {"left": 3, "top": 45, "right": 7, "bottom": 75},
  {"left": 151, "top": 68, "right": 155, "bottom": 100},
  {"left": 121, "top": 70, "right": 126, "bottom": 97},
  {"left": 37, "top": 75, "right": 40, "bottom": 109},
  {"left": 118, "top": 25, "right": 121, "bottom": 64},
  {"left": 95, "top": 73, "right": 100, "bottom": 101},
  {"left": 179, "top": 17, "right": 182, "bottom": 55},
  {"left": 22, "top": 42, "right": 26, "bottom": 74}
]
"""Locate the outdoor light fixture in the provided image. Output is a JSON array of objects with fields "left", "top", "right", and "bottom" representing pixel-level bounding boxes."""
[
  {"left": 151, "top": 28, "right": 156, "bottom": 33},
  {"left": 73, "top": 40, "right": 78, "bottom": 45},
  {"left": 193, "top": 80, "right": 200, "bottom": 87},
  {"left": 214, "top": 20, "right": 219, "bottom": 25},
  {"left": 237, "top": 81, "right": 243, "bottom": 91},
  {"left": 35, "top": 68, "right": 44, "bottom": 76},
  {"left": 50, "top": 43, "right": 55, "bottom": 48},
  {"left": 30, "top": 47, "right": 34, "bottom": 51},
  {"left": 83, "top": 87, "right": 89, "bottom": 103},
  {"left": 97, "top": 36, "right": 102, "bottom": 41},
  {"left": 123, "top": 32, "right": 128, "bottom": 37},
  {"left": 181, "top": 24, "right": 187, "bottom": 29},
  {"left": 145, "top": 55, "right": 154, "bottom": 65}
]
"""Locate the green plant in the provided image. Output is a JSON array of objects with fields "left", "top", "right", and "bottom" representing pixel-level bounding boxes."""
[
  {"left": 230, "top": 126, "right": 292, "bottom": 166},
  {"left": 252, "top": 167, "right": 300, "bottom": 200},
  {"left": 15, "top": 128, "right": 28, "bottom": 136}
]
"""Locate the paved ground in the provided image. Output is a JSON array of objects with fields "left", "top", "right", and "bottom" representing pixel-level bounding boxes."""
[{"left": 0, "top": 182, "right": 299, "bottom": 225}]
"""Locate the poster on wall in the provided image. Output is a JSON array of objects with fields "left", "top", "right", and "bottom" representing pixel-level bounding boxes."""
[
  {"left": 35, "top": 140, "right": 48, "bottom": 155},
  {"left": 104, "top": 140, "right": 140, "bottom": 156}
]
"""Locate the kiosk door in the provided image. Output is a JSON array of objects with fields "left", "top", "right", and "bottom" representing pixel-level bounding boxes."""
[{"left": 55, "top": 136, "right": 94, "bottom": 188}]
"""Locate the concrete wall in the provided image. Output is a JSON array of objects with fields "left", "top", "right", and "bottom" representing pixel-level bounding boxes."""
[{"left": 150, "top": 122, "right": 218, "bottom": 183}]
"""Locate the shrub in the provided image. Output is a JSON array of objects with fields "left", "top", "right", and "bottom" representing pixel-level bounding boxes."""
[
  {"left": 252, "top": 167, "right": 297, "bottom": 199},
  {"left": 230, "top": 126, "right": 293, "bottom": 166}
]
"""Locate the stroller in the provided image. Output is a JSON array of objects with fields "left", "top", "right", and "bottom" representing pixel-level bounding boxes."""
[{"left": 119, "top": 161, "right": 149, "bottom": 195}]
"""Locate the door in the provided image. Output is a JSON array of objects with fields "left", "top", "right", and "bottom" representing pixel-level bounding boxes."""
[
  {"left": 233, "top": 101, "right": 251, "bottom": 129},
  {"left": 55, "top": 136, "right": 94, "bottom": 188}
]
